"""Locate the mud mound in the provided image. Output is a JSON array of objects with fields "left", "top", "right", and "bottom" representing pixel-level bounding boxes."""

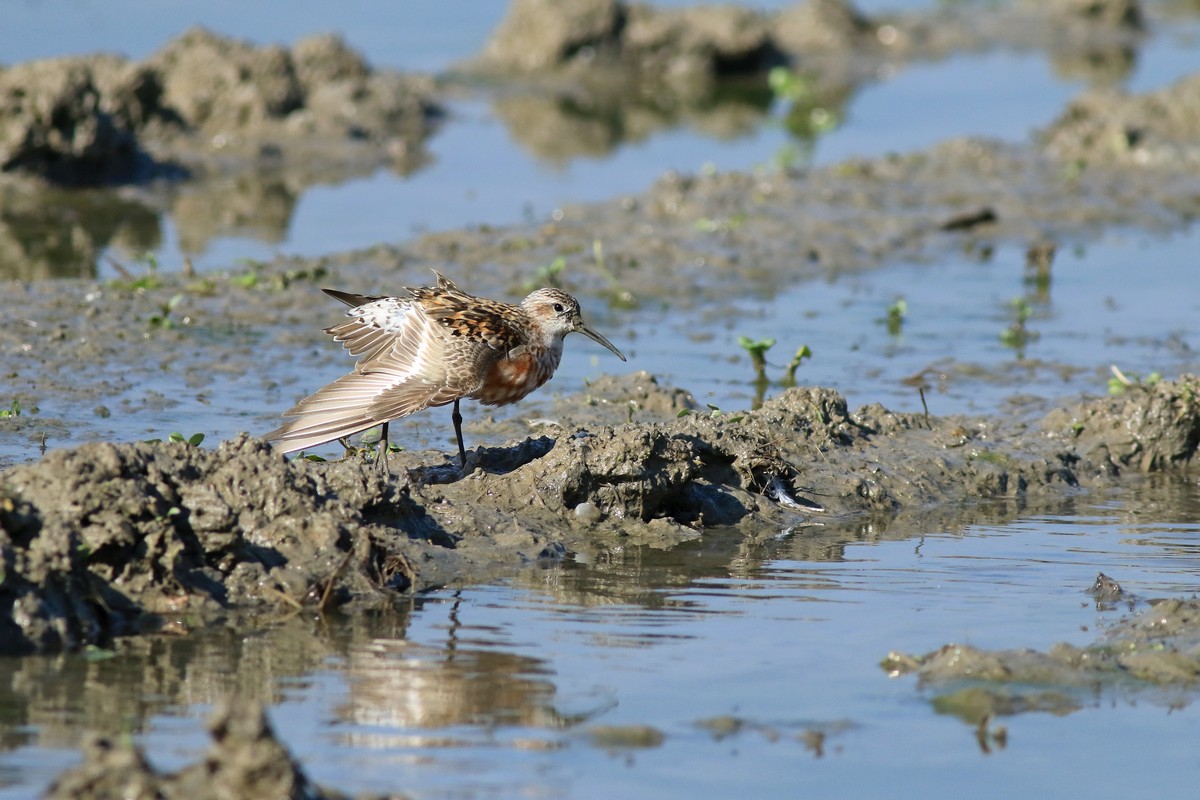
[
  {"left": 45, "top": 698, "right": 375, "bottom": 800},
  {"left": 0, "top": 435, "right": 411, "bottom": 655},
  {"left": 1040, "top": 73, "right": 1200, "bottom": 168},
  {"left": 0, "top": 28, "right": 438, "bottom": 185},
  {"left": 3, "top": 375, "right": 1198, "bottom": 656},
  {"left": 883, "top": 595, "right": 1200, "bottom": 730}
]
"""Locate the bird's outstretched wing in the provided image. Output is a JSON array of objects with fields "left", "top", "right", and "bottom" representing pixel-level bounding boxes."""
[{"left": 266, "top": 293, "right": 488, "bottom": 453}]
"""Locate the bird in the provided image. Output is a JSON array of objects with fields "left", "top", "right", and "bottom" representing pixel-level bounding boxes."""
[{"left": 266, "top": 270, "right": 626, "bottom": 469}]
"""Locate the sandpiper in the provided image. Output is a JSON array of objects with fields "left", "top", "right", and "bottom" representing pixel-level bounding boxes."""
[{"left": 266, "top": 270, "right": 626, "bottom": 468}]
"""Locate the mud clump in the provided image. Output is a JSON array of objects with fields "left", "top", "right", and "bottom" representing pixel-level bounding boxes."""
[
  {"left": 0, "top": 57, "right": 151, "bottom": 185},
  {"left": 470, "top": 0, "right": 1146, "bottom": 86},
  {"left": 45, "top": 698, "right": 377, "bottom": 800},
  {"left": 0, "top": 435, "right": 415, "bottom": 655},
  {"left": 1040, "top": 73, "right": 1200, "bottom": 168},
  {"left": 3, "top": 374, "right": 1198, "bottom": 656},
  {"left": 883, "top": 595, "right": 1200, "bottom": 727},
  {"left": 476, "top": 0, "right": 782, "bottom": 80},
  {"left": 0, "top": 27, "right": 438, "bottom": 186}
]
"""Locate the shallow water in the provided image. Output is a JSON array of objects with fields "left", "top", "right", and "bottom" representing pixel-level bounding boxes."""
[
  {"left": 1, "top": 223, "right": 1195, "bottom": 467},
  {"left": 2, "top": 2, "right": 1198, "bottom": 276},
  {"left": 2, "top": 480, "right": 1199, "bottom": 798},
  {"left": 4, "top": 5, "right": 1200, "bottom": 795}
]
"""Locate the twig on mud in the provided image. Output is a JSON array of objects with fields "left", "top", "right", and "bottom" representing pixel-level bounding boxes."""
[
  {"left": 259, "top": 583, "right": 305, "bottom": 612},
  {"left": 318, "top": 548, "right": 357, "bottom": 613}
]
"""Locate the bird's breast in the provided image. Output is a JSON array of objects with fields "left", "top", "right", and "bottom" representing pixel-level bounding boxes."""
[{"left": 475, "top": 348, "right": 559, "bottom": 406}]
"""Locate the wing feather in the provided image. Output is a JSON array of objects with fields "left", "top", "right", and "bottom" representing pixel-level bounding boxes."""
[{"left": 266, "top": 290, "right": 498, "bottom": 453}]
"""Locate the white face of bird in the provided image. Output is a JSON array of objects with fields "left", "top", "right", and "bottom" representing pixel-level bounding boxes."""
[{"left": 523, "top": 289, "right": 626, "bottom": 361}]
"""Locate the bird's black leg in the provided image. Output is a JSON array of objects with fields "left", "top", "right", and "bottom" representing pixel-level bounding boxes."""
[
  {"left": 377, "top": 421, "right": 390, "bottom": 473},
  {"left": 452, "top": 399, "right": 467, "bottom": 468}
]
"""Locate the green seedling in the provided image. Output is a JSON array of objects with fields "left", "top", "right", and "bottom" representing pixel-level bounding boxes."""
[
  {"left": 0, "top": 400, "right": 21, "bottom": 418},
  {"left": 782, "top": 345, "right": 813, "bottom": 387},
  {"left": 1107, "top": 365, "right": 1162, "bottom": 395},
  {"left": 107, "top": 252, "right": 164, "bottom": 291},
  {"left": 999, "top": 297, "right": 1039, "bottom": 353},
  {"left": 592, "top": 239, "right": 638, "bottom": 310},
  {"left": 229, "top": 270, "right": 259, "bottom": 289},
  {"left": 148, "top": 294, "right": 185, "bottom": 329},
  {"left": 523, "top": 256, "right": 566, "bottom": 291},
  {"left": 738, "top": 336, "right": 776, "bottom": 383},
  {"left": 144, "top": 432, "right": 205, "bottom": 446},
  {"left": 694, "top": 215, "right": 746, "bottom": 234},
  {"left": 768, "top": 67, "right": 840, "bottom": 142},
  {"left": 677, "top": 404, "right": 743, "bottom": 423},
  {"left": 884, "top": 299, "right": 907, "bottom": 336}
]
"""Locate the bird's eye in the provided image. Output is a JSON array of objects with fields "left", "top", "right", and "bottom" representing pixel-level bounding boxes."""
[{"left": 552, "top": 302, "right": 565, "bottom": 313}]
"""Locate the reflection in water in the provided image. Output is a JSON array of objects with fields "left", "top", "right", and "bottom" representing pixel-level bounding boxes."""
[
  {"left": 491, "top": 77, "right": 777, "bottom": 165},
  {"left": 170, "top": 173, "right": 299, "bottom": 256},
  {"left": 0, "top": 188, "right": 160, "bottom": 280},
  {"left": 3, "top": 482, "right": 1200, "bottom": 796},
  {"left": 1, "top": 138, "right": 434, "bottom": 280}
]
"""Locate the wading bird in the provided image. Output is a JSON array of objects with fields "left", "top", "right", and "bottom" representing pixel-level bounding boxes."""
[{"left": 266, "top": 271, "right": 626, "bottom": 468}]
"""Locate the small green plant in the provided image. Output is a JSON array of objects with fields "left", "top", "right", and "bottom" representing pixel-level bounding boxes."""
[
  {"left": 229, "top": 270, "right": 259, "bottom": 289},
  {"left": 1107, "top": 365, "right": 1162, "bottom": 395},
  {"left": 883, "top": 299, "right": 907, "bottom": 336},
  {"left": 524, "top": 256, "right": 566, "bottom": 291},
  {"left": 768, "top": 67, "right": 840, "bottom": 142},
  {"left": 694, "top": 214, "right": 746, "bottom": 234},
  {"left": 0, "top": 399, "right": 21, "bottom": 418},
  {"left": 677, "top": 406, "right": 743, "bottom": 423},
  {"left": 592, "top": 239, "right": 638, "bottom": 310},
  {"left": 738, "top": 336, "right": 776, "bottom": 383},
  {"left": 999, "top": 297, "right": 1039, "bottom": 353},
  {"left": 144, "top": 432, "right": 205, "bottom": 446},
  {"left": 107, "top": 252, "right": 165, "bottom": 291},
  {"left": 147, "top": 294, "right": 185, "bottom": 329},
  {"left": 768, "top": 66, "right": 807, "bottom": 101},
  {"left": 782, "top": 345, "right": 813, "bottom": 387}
]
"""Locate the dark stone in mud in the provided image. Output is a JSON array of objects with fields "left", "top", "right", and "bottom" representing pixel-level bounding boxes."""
[
  {"left": 45, "top": 698, "right": 371, "bottom": 800},
  {"left": 3, "top": 373, "right": 1198, "bottom": 656},
  {"left": 0, "top": 27, "right": 438, "bottom": 186}
]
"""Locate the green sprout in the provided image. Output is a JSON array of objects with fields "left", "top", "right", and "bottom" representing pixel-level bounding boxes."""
[
  {"left": 738, "top": 336, "right": 776, "bottom": 383},
  {"left": 782, "top": 345, "right": 813, "bottom": 387},
  {"left": 524, "top": 256, "right": 566, "bottom": 291},
  {"left": 768, "top": 66, "right": 841, "bottom": 143},
  {"left": 884, "top": 299, "right": 907, "bottom": 336},
  {"left": 0, "top": 400, "right": 21, "bottom": 418},
  {"left": 1107, "top": 365, "right": 1162, "bottom": 395},
  {"left": 107, "top": 251, "right": 164, "bottom": 291},
  {"left": 999, "top": 297, "right": 1039, "bottom": 353},
  {"left": 144, "top": 432, "right": 205, "bottom": 446},
  {"left": 592, "top": 239, "right": 638, "bottom": 310},
  {"left": 147, "top": 294, "right": 185, "bottom": 329}
]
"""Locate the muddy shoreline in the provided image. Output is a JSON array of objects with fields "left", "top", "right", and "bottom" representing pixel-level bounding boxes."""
[
  {"left": 2, "top": 374, "right": 1197, "bottom": 657},
  {"left": 4, "top": 0, "right": 1200, "bottom": 794}
]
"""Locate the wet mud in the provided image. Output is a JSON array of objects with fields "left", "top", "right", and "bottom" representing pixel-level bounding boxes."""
[
  {"left": 2, "top": 373, "right": 1198, "bottom": 658},
  {"left": 882, "top": 593, "right": 1200, "bottom": 749},
  {"left": 3, "top": 0, "right": 1200, "bottom": 795},
  {"left": 45, "top": 698, "right": 372, "bottom": 800},
  {"left": 0, "top": 28, "right": 438, "bottom": 278}
]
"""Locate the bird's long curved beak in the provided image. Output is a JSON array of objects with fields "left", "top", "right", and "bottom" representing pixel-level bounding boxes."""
[{"left": 577, "top": 323, "right": 627, "bottom": 361}]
